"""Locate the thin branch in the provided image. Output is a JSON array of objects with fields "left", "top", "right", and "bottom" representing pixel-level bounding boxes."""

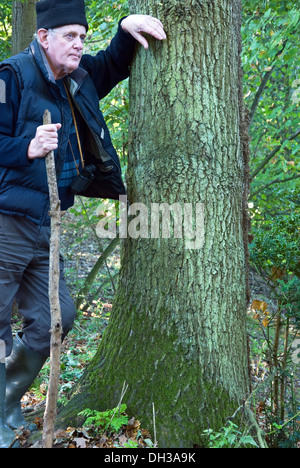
[
  {"left": 152, "top": 403, "right": 158, "bottom": 447},
  {"left": 79, "top": 271, "right": 119, "bottom": 312},
  {"left": 78, "top": 196, "right": 117, "bottom": 294},
  {"left": 249, "top": 41, "right": 287, "bottom": 126},
  {"left": 249, "top": 66, "right": 276, "bottom": 126},
  {"left": 76, "top": 236, "right": 120, "bottom": 310},
  {"left": 244, "top": 404, "right": 269, "bottom": 449},
  {"left": 109, "top": 381, "right": 128, "bottom": 428},
  {"left": 250, "top": 173, "right": 300, "bottom": 199},
  {"left": 251, "top": 128, "right": 300, "bottom": 179}
]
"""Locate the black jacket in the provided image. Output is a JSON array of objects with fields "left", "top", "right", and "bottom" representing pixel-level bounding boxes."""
[{"left": 0, "top": 22, "right": 135, "bottom": 225}]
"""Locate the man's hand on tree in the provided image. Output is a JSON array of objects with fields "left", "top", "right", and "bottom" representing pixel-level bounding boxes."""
[{"left": 121, "top": 14, "right": 166, "bottom": 49}]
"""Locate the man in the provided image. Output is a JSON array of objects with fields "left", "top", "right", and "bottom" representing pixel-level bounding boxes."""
[{"left": 0, "top": 0, "right": 166, "bottom": 448}]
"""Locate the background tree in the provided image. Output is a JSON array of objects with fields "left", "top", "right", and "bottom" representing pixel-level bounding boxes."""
[
  {"left": 58, "top": 0, "right": 251, "bottom": 448},
  {"left": 0, "top": 0, "right": 12, "bottom": 59},
  {"left": 12, "top": 0, "right": 38, "bottom": 55}
]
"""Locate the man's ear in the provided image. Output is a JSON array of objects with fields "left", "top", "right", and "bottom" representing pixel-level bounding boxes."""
[{"left": 37, "top": 29, "right": 50, "bottom": 49}]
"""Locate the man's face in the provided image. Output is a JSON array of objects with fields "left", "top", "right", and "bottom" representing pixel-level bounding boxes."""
[{"left": 40, "top": 24, "right": 87, "bottom": 80}]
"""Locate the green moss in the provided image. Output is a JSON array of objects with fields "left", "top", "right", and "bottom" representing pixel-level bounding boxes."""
[{"left": 58, "top": 302, "right": 242, "bottom": 447}]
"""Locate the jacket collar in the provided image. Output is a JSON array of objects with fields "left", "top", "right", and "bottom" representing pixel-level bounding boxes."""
[
  {"left": 66, "top": 67, "right": 88, "bottom": 96},
  {"left": 29, "top": 39, "right": 88, "bottom": 91},
  {"left": 29, "top": 39, "right": 56, "bottom": 84}
]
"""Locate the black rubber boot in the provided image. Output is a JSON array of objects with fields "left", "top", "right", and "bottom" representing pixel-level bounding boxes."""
[
  {"left": 5, "top": 333, "right": 46, "bottom": 430},
  {"left": 0, "top": 363, "right": 15, "bottom": 448}
]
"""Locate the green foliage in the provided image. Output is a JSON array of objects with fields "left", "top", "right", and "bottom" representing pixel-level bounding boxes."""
[
  {"left": 243, "top": 1, "right": 299, "bottom": 448},
  {"left": 250, "top": 209, "right": 299, "bottom": 330},
  {"left": 242, "top": 0, "right": 299, "bottom": 213},
  {"left": 250, "top": 213, "right": 300, "bottom": 276},
  {"left": 79, "top": 404, "right": 129, "bottom": 433},
  {"left": 0, "top": 0, "right": 11, "bottom": 60},
  {"left": 85, "top": 0, "right": 129, "bottom": 42},
  {"left": 249, "top": 209, "right": 299, "bottom": 447},
  {"left": 202, "top": 421, "right": 258, "bottom": 449}
]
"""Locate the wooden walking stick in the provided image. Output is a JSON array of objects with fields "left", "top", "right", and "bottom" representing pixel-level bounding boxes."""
[{"left": 42, "top": 109, "right": 63, "bottom": 449}]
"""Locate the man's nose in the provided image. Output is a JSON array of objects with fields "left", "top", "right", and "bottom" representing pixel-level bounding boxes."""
[{"left": 73, "top": 37, "right": 83, "bottom": 49}]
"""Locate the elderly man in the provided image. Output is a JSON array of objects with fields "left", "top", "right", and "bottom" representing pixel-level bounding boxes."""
[{"left": 0, "top": 0, "right": 166, "bottom": 448}]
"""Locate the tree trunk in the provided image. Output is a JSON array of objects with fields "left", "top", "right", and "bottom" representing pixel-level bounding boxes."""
[
  {"left": 12, "top": 0, "right": 38, "bottom": 55},
  {"left": 58, "top": 0, "right": 251, "bottom": 448}
]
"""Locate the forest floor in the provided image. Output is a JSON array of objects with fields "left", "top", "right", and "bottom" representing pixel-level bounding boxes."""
[{"left": 10, "top": 201, "right": 300, "bottom": 448}]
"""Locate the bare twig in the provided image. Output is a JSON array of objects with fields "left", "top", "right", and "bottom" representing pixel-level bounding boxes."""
[
  {"left": 109, "top": 381, "right": 129, "bottom": 428},
  {"left": 152, "top": 402, "right": 158, "bottom": 447},
  {"left": 243, "top": 403, "right": 269, "bottom": 449},
  {"left": 42, "top": 109, "right": 63, "bottom": 449}
]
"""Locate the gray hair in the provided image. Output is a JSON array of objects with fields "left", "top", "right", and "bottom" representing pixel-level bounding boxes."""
[{"left": 34, "top": 28, "right": 56, "bottom": 44}]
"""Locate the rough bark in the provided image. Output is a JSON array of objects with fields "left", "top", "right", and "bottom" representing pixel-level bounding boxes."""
[{"left": 58, "top": 0, "right": 250, "bottom": 448}]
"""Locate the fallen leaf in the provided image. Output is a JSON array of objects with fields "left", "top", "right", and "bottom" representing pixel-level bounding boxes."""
[
  {"left": 74, "top": 437, "right": 87, "bottom": 449},
  {"left": 118, "top": 434, "right": 128, "bottom": 446}
]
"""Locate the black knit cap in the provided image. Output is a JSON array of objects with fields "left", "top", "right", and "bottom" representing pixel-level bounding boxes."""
[{"left": 36, "top": 0, "right": 89, "bottom": 31}]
